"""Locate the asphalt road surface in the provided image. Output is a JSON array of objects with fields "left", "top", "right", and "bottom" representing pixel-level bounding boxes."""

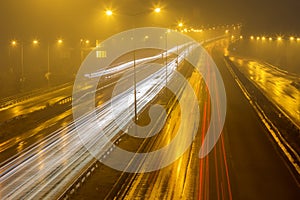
[
  {"left": 0, "top": 38, "right": 299, "bottom": 200},
  {"left": 0, "top": 44, "right": 192, "bottom": 199},
  {"left": 73, "top": 39, "right": 300, "bottom": 200}
]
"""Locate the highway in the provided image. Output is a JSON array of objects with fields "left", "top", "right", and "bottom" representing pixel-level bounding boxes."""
[
  {"left": 0, "top": 83, "right": 73, "bottom": 123},
  {"left": 0, "top": 43, "right": 193, "bottom": 199},
  {"left": 73, "top": 39, "right": 300, "bottom": 199},
  {"left": 228, "top": 56, "right": 300, "bottom": 128},
  {"left": 0, "top": 37, "right": 299, "bottom": 200},
  {"left": 208, "top": 40, "right": 300, "bottom": 199},
  {"left": 0, "top": 45, "right": 182, "bottom": 162},
  {"left": 1, "top": 1, "right": 299, "bottom": 199}
]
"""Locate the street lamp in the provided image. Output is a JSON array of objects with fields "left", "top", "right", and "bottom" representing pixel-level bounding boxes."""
[
  {"left": 9, "top": 40, "right": 18, "bottom": 85},
  {"left": 11, "top": 40, "right": 17, "bottom": 46},
  {"left": 10, "top": 40, "right": 24, "bottom": 84},
  {"left": 10, "top": 40, "right": 27, "bottom": 89},
  {"left": 105, "top": 9, "right": 113, "bottom": 16},
  {"left": 45, "top": 39, "right": 64, "bottom": 87},
  {"left": 103, "top": 8, "right": 162, "bottom": 123},
  {"left": 80, "top": 39, "right": 91, "bottom": 63},
  {"left": 33, "top": 40, "right": 39, "bottom": 45},
  {"left": 154, "top": 7, "right": 161, "bottom": 13}
]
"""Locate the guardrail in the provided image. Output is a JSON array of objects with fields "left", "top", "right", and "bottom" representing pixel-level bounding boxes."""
[
  {"left": 57, "top": 97, "right": 73, "bottom": 106},
  {"left": 0, "top": 82, "right": 73, "bottom": 109}
]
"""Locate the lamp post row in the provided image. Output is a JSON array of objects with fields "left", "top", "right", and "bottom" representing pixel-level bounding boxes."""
[{"left": 10, "top": 39, "right": 63, "bottom": 88}]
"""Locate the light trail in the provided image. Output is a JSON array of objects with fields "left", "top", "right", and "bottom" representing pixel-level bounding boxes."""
[
  {"left": 84, "top": 44, "right": 191, "bottom": 79},
  {"left": 0, "top": 44, "right": 193, "bottom": 199}
]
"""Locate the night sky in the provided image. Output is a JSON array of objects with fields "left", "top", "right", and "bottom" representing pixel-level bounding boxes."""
[{"left": 0, "top": 0, "right": 300, "bottom": 41}]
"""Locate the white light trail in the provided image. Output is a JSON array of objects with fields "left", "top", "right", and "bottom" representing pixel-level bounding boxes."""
[{"left": 0, "top": 44, "right": 194, "bottom": 199}]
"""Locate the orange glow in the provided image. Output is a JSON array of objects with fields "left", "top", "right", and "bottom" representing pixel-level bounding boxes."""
[
  {"left": 11, "top": 40, "right": 17, "bottom": 46},
  {"left": 277, "top": 36, "right": 282, "bottom": 41},
  {"left": 33, "top": 40, "right": 39, "bottom": 45},
  {"left": 178, "top": 22, "right": 183, "bottom": 27},
  {"left": 250, "top": 36, "right": 254, "bottom": 40},
  {"left": 290, "top": 36, "right": 295, "bottom": 41},
  {"left": 154, "top": 7, "right": 161, "bottom": 13},
  {"left": 57, "top": 39, "right": 63, "bottom": 44},
  {"left": 105, "top": 10, "right": 113, "bottom": 16}
]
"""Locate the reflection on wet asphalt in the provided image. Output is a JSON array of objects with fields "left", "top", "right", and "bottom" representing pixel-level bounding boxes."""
[{"left": 229, "top": 57, "right": 300, "bottom": 127}]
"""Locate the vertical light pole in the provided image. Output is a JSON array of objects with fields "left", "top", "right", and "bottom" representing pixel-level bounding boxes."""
[
  {"left": 80, "top": 39, "right": 90, "bottom": 63},
  {"left": 11, "top": 40, "right": 25, "bottom": 88},
  {"left": 46, "top": 39, "right": 63, "bottom": 88},
  {"left": 47, "top": 42, "right": 50, "bottom": 87},
  {"left": 176, "top": 43, "right": 179, "bottom": 68},
  {"left": 32, "top": 39, "right": 39, "bottom": 89},
  {"left": 10, "top": 40, "right": 39, "bottom": 89},
  {"left": 165, "top": 29, "right": 171, "bottom": 86},
  {"left": 133, "top": 49, "right": 138, "bottom": 122},
  {"left": 165, "top": 31, "right": 168, "bottom": 87},
  {"left": 21, "top": 43, "right": 24, "bottom": 84}
]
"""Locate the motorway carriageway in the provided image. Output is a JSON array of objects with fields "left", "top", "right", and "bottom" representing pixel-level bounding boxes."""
[
  {"left": 228, "top": 57, "right": 300, "bottom": 129},
  {"left": 0, "top": 43, "right": 196, "bottom": 199}
]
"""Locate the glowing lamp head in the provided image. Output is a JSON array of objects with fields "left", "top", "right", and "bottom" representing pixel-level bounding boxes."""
[
  {"left": 106, "top": 10, "right": 113, "bottom": 16},
  {"left": 11, "top": 40, "right": 17, "bottom": 46},
  {"left": 33, "top": 40, "right": 39, "bottom": 45},
  {"left": 154, "top": 7, "right": 161, "bottom": 13}
]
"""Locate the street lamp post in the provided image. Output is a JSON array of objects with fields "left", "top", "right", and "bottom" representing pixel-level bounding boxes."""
[
  {"left": 133, "top": 50, "right": 138, "bottom": 122},
  {"left": 165, "top": 31, "right": 168, "bottom": 87},
  {"left": 11, "top": 40, "right": 25, "bottom": 89},
  {"left": 47, "top": 42, "right": 50, "bottom": 87},
  {"left": 105, "top": 7, "right": 162, "bottom": 123},
  {"left": 21, "top": 43, "right": 24, "bottom": 84},
  {"left": 11, "top": 39, "right": 65, "bottom": 90},
  {"left": 46, "top": 39, "right": 63, "bottom": 88}
]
